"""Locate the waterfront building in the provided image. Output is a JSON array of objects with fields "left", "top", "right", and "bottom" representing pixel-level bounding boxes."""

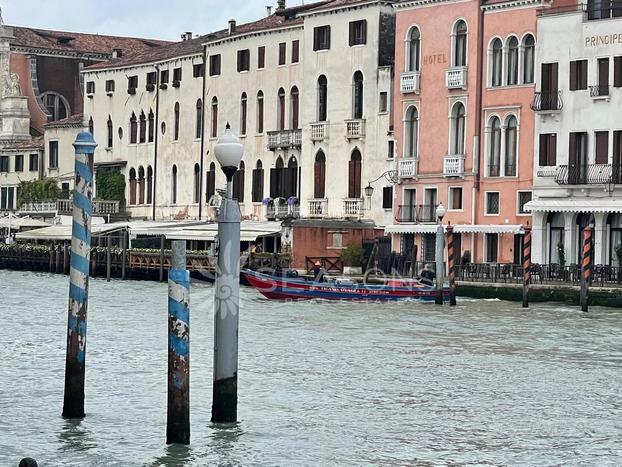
[
  {"left": 526, "top": 1, "right": 622, "bottom": 267},
  {"left": 387, "top": 0, "right": 542, "bottom": 265}
]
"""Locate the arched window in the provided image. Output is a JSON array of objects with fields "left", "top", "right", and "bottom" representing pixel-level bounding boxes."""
[
  {"left": 489, "top": 116, "right": 501, "bottom": 176},
  {"left": 252, "top": 160, "right": 264, "bottom": 202},
  {"left": 256, "top": 91, "right": 264, "bottom": 134},
  {"left": 240, "top": 93, "right": 247, "bottom": 136},
  {"left": 314, "top": 151, "right": 326, "bottom": 199},
  {"left": 146, "top": 166, "right": 153, "bottom": 205},
  {"left": 107, "top": 116, "right": 113, "bottom": 148},
  {"left": 317, "top": 75, "right": 328, "bottom": 122},
  {"left": 193, "top": 163, "right": 200, "bottom": 203},
  {"left": 206, "top": 162, "right": 216, "bottom": 201},
  {"left": 290, "top": 87, "right": 299, "bottom": 129},
  {"left": 286, "top": 156, "right": 299, "bottom": 199},
  {"left": 195, "top": 99, "right": 203, "bottom": 139},
  {"left": 148, "top": 110, "right": 154, "bottom": 143},
  {"left": 504, "top": 115, "right": 518, "bottom": 176},
  {"left": 211, "top": 97, "right": 218, "bottom": 138},
  {"left": 138, "top": 166, "right": 145, "bottom": 205},
  {"left": 174, "top": 102, "right": 180, "bottom": 141},
  {"left": 352, "top": 71, "right": 364, "bottom": 119},
  {"left": 171, "top": 165, "right": 178, "bottom": 204},
  {"left": 139, "top": 111, "right": 146, "bottom": 143},
  {"left": 507, "top": 36, "right": 519, "bottom": 86},
  {"left": 407, "top": 26, "right": 421, "bottom": 72},
  {"left": 453, "top": 20, "right": 467, "bottom": 67},
  {"left": 129, "top": 168, "right": 137, "bottom": 205},
  {"left": 233, "top": 160, "right": 245, "bottom": 202},
  {"left": 608, "top": 214, "right": 622, "bottom": 266},
  {"left": 404, "top": 106, "right": 419, "bottom": 158},
  {"left": 522, "top": 34, "right": 535, "bottom": 84},
  {"left": 130, "top": 113, "right": 137, "bottom": 144},
  {"left": 451, "top": 102, "right": 466, "bottom": 155},
  {"left": 278, "top": 88, "right": 286, "bottom": 131},
  {"left": 348, "top": 150, "right": 362, "bottom": 199},
  {"left": 41, "top": 91, "right": 69, "bottom": 121},
  {"left": 88, "top": 116, "right": 94, "bottom": 135},
  {"left": 491, "top": 38, "right": 503, "bottom": 87}
]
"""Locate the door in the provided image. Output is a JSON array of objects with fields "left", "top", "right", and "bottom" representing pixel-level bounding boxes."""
[
  {"left": 403, "top": 189, "right": 416, "bottom": 222},
  {"left": 614, "top": 131, "right": 622, "bottom": 183},
  {"left": 513, "top": 234, "right": 524, "bottom": 265},
  {"left": 541, "top": 63, "right": 558, "bottom": 110},
  {"left": 423, "top": 188, "right": 437, "bottom": 222},
  {"left": 569, "top": 132, "right": 588, "bottom": 184}
]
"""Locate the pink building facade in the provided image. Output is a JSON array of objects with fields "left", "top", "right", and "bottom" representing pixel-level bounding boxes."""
[{"left": 388, "top": 0, "right": 543, "bottom": 266}]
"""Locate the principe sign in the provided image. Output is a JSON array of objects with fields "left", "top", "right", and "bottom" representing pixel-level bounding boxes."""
[{"left": 585, "top": 33, "right": 622, "bottom": 47}]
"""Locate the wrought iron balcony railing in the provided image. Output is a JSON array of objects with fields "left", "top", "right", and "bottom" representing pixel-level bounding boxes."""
[
  {"left": 554, "top": 164, "right": 621, "bottom": 185},
  {"left": 589, "top": 85, "right": 610, "bottom": 98},
  {"left": 531, "top": 91, "right": 563, "bottom": 112},
  {"left": 395, "top": 204, "right": 437, "bottom": 223}
]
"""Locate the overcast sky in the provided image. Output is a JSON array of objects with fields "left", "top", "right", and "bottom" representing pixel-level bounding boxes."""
[{"left": 3, "top": 1, "right": 305, "bottom": 41}]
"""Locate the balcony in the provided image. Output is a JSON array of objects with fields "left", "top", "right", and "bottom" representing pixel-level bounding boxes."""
[
  {"left": 443, "top": 155, "right": 465, "bottom": 177},
  {"left": 398, "top": 158, "right": 418, "bottom": 178},
  {"left": 536, "top": 166, "right": 557, "bottom": 178},
  {"left": 345, "top": 119, "right": 365, "bottom": 139},
  {"left": 343, "top": 198, "right": 363, "bottom": 217},
  {"left": 555, "top": 164, "right": 621, "bottom": 185},
  {"left": 395, "top": 204, "right": 437, "bottom": 223},
  {"left": 18, "top": 201, "right": 58, "bottom": 214},
  {"left": 19, "top": 199, "right": 121, "bottom": 216},
  {"left": 400, "top": 71, "right": 421, "bottom": 94},
  {"left": 445, "top": 67, "right": 467, "bottom": 89},
  {"left": 266, "top": 202, "right": 300, "bottom": 220},
  {"left": 267, "top": 129, "right": 302, "bottom": 151},
  {"left": 589, "top": 85, "right": 610, "bottom": 100},
  {"left": 310, "top": 122, "right": 328, "bottom": 142},
  {"left": 308, "top": 199, "right": 328, "bottom": 217},
  {"left": 531, "top": 91, "right": 563, "bottom": 112}
]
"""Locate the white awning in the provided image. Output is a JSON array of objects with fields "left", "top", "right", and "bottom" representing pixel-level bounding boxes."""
[
  {"left": 385, "top": 224, "right": 524, "bottom": 235},
  {"left": 132, "top": 220, "right": 282, "bottom": 242},
  {"left": 15, "top": 222, "right": 127, "bottom": 241},
  {"left": 0, "top": 215, "right": 50, "bottom": 230},
  {"left": 525, "top": 198, "right": 622, "bottom": 213},
  {"left": 384, "top": 224, "right": 439, "bottom": 234}
]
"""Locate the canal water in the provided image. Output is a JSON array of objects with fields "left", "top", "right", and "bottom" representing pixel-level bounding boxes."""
[{"left": 0, "top": 270, "right": 621, "bottom": 466}]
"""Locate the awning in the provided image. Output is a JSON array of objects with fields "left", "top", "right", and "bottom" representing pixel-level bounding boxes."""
[
  {"left": 384, "top": 224, "right": 439, "bottom": 234},
  {"left": 385, "top": 224, "right": 524, "bottom": 235},
  {"left": 525, "top": 198, "right": 622, "bottom": 213},
  {"left": 16, "top": 222, "right": 127, "bottom": 241},
  {"left": 0, "top": 215, "right": 50, "bottom": 230},
  {"left": 163, "top": 221, "right": 282, "bottom": 242}
]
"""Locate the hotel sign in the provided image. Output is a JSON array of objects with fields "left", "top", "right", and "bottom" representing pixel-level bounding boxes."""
[{"left": 585, "top": 33, "right": 622, "bottom": 47}]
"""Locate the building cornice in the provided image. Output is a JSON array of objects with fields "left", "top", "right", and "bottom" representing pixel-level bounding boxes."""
[
  {"left": 203, "top": 23, "right": 303, "bottom": 49},
  {"left": 481, "top": 0, "right": 549, "bottom": 13},
  {"left": 395, "top": 0, "right": 460, "bottom": 10},
  {"left": 82, "top": 51, "right": 203, "bottom": 75},
  {"left": 299, "top": 0, "right": 394, "bottom": 17},
  {"left": 10, "top": 45, "right": 111, "bottom": 61}
]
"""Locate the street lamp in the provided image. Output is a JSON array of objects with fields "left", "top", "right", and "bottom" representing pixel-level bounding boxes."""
[
  {"left": 435, "top": 203, "right": 446, "bottom": 305},
  {"left": 364, "top": 184, "right": 374, "bottom": 199},
  {"left": 212, "top": 122, "right": 243, "bottom": 424}
]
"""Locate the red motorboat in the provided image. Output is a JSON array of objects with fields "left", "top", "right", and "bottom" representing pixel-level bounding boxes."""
[{"left": 242, "top": 269, "right": 450, "bottom": 301}]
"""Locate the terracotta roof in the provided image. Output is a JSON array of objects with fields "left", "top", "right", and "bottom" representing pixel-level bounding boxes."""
[
  {"left": 44, "top": 113, "right": 85, "bottom": 129},
  {"left": 0, "top": 136, "right": 44, "bottom": 151},
  {"left": 9, "top": 25, "right": 170, "bottom": 58},
  {"left": 86, "top": 1, "right": 334, "bottom": 71}
]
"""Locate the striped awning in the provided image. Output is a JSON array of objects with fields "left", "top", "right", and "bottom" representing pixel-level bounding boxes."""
[
  {"left": 525, "top": 198, "right": 622, "bottom": 213},
  {"left": 385, "top": 224, "right": 524, "bottom": 235}
]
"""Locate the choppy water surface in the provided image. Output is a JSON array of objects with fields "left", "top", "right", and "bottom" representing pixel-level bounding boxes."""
[{"left": 0, "top": 270, "right": 621, "bottom": 466}]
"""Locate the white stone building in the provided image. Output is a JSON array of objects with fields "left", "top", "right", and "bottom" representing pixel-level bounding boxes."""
[
  {"left": 527, "top": 2, "right": 622, "bottom": 267},
  {"left": 82, "top": 0, "right": 396, "bottom": 228}
]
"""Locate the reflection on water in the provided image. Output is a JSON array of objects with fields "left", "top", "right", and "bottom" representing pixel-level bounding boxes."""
[{"left": 0, "top": 270, "right": 621, "bottom": 466}]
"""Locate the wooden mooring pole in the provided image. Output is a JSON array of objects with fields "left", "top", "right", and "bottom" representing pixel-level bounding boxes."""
[
  {"left": 167, "top": 240, "right": 190, "bottom": 444},
  {"left": 446, "top": 223, "right": 456, "bottom": 306},
  {"left": 522, "top": 224, "right": 532, "bottom": 308},
  {"left": 106, "top": 235, "right": 112, "bottom": 282},
  {"left": 62, "top": 131, "right": 96, "bottom": 419},
  {"left": 121, "top": 231, "right": 127, "bottom": 280},
  {"left": 580, "top": 225, "right": 593, "bottom": 312},
  {"left": 159, "top": 235, "right": 165, "bottom": 282}
]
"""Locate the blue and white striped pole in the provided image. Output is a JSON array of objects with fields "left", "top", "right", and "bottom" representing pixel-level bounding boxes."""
[
  {"left": 62, "top": 131, "right": 96, "bottom": 419},
  {"left": 167, "top": 240, "right": 190, "bottom": 444}
]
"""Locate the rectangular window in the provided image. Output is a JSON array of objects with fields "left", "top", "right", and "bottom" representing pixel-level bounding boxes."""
[
  {"left": 379, "top": 92, "right": 388, "bottom": 113},
  {"left": 388, "top": 140, "right": 394, "bottom": 159},
  {"left": 449, "top": 187, "right": 463, "bottom": 210},
  {"left": 0, "top": 156, "right": 8, "bottom": 172},
  {"left": 237, "top": 49, "right": 250, "bottom": 72},
  {"left": 14, "top": 154, "right": 23, "bottom": 172},
  {"left": 349, "top": 20, "right": 367, "bottom": 46},
  {"left": 105, "top": 79, "right": 115, "bottom": 92},
  {"left": 615, "top": 56, "right": 622, "bottom": 87},
  {"left": 257, "top": 46, "right": 265, "bottom": 69},
  {"left": 49, "top": 141, "right": 59, "bottom": 169},
  {"left": 569, "top": 59, "right": 587, "bottom": 90},
  {"left": 0, "top": 187, "right": 16, "bottom": 210},
  {"left": 86, "top": 81, "right": 95, "bottom": 94},
  {"left": 331, "top": 233, "right": 343, "bottom": 248},
  {"left": 292, "top": 40, "right": 300, "bottom": 63},
  {"left": 382, "top": 186, "right": 393, "bottom": 209},
  {"left": 313, "top": 26, "right": 331, "bottom": 51},
  {"left": 597, "top": 57, "right": 610, "bottom": 95},
  {"left": 146, "top": 72, "right": 157, "bottom": 86},
  {"left": 173, "top": 67, "right": 182, "bottom": 82},
  {"left": 538, "top": 133, "right": 557, "bottom": 166},
  {"left": 485, "top": 233, "right": 499, "bottom": 263},
  {"left": 595, "top": 131, "right": 609, "bottom": 164},
  {"left": 29, "top": 153, "right": 38, "bottom": 172},
  {"left": 193, "top": 63, "right": 205, "bottom": 78},
  {"left": 278, "top": 42, "right": 286, "bottom": 65},
  {"left": 128, "top": 75, "right": 138, "bottom": 90},
  {"left": 517, "top": 191, "right": 532, "bottom": 215},
  {"left": 209, "top": 55, "right": 221, "bottom": 76},
  {"left": 485, "top": 192, "right": 500, "bottom": 215},
  {"left": 160, "top": 70, "right": 169, "bottom": 84}
]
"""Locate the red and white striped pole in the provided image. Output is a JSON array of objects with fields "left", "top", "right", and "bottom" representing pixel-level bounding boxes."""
[
  {"left": 522, "top": 224, "right": 532, "bottom": 308},
  {"left": 446, "top": 223, "right": 456, "bottom": 306},
  {"left": 580, "top": 225, "right": 593, "bottom": 312}
]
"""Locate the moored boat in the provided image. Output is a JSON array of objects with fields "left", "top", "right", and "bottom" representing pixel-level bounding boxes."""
[{"left": 242, "top": 269, "right": 450, "bottom": 301}]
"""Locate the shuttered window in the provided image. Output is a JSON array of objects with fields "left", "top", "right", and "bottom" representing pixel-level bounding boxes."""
[
  {"left": 539, "top": 133, "right": 557, "bottom": 166},
  {"left": 206, "top": 166, "right": 216, "bottom": 201},
  {"left": 237, "top": 49, "right": 250, "bottom": 72},
  {"left": 595, "top": 131, "right": 609, "bottom": 164},
  {"left": 314, "top": 152, "right": 326, "bottom": 199},
  {"left": 258, "top": 46, "right": 265, "bottom": 69},
  {"left": 382, "top": 187, "right": 393, "bottom": 209},
  {"left": 615, "top": 56, "right": 622, "bottom": 87},
  {"left": 278, "top": 42, "right": 286, "bottom": 65},
  {"left": 348, "top": 151, "right": 362, "bottom": 199},
  {"left": 233, "top": 163, "right": 245, "bottom": 203},
  {"left": 313, "top": 26, "right": 331, "bottom": 51},
  {"left": 252, "top": 166, "right": 264, "bottom": 202},
  {"left": 209, "top": 55, "right": 221, "bottom": 76},
  {"left": 349, "top": 20, "right": 367, "bottom": 46},
  {"left": 569, "top": 60, "right": 587, "bottom": 90},
  {"left": 292, "top": 40, "right": 300, "bottom": 63}
]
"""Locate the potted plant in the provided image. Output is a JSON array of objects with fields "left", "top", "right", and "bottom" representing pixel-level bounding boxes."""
[{"left": 340, "top": 244, "right": 364, "bottom": 276}]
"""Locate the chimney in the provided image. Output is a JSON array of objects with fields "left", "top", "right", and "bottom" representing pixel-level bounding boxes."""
[
  {"left": 228, "top": 19, "right": 236, "bottom": 35},
  {"left": 112, "top": 48, "right": 122, "bottom": 58},
  {"left": 266, "top": 5, "right": 272, "bottom": 16},
  {"left": 185, "top": 31, "right": 193, "bottom": 40},
  {"left": 277, "top": 0, "right": 286, "bottom": 10}
]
